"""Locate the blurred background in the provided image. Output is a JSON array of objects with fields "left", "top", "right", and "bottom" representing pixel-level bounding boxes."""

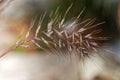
[{"left": 0, "top": 0, "right": 120, "bottom": 80}]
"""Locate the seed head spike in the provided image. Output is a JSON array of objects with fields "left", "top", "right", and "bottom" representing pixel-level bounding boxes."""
[{"left": 0, "top": 6, "right": 109, "bottom": 59}]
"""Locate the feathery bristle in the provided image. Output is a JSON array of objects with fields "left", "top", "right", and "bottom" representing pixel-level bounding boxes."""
[
  {"left": 20, "top": 8, "right": 108, "bottom": 58},
  {"left": 0, "top": 6, "right": 109, "bottom": 58}
]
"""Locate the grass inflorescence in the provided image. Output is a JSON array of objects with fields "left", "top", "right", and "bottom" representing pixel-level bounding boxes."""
[{"left": 0, "top": 4, "right": 109, "bottom": 59}]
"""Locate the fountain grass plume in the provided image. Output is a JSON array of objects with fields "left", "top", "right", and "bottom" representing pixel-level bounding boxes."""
[{"left": 0, "top": 4, "right": 109, "bottom": 58}]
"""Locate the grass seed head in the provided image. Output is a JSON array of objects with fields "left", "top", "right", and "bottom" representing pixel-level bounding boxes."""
[
  {"left": 1, "top": 5, "right": 109, "bottom": 58},
  {"left": 22, "top": 7, "right": 108, "bottom": 58}
]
